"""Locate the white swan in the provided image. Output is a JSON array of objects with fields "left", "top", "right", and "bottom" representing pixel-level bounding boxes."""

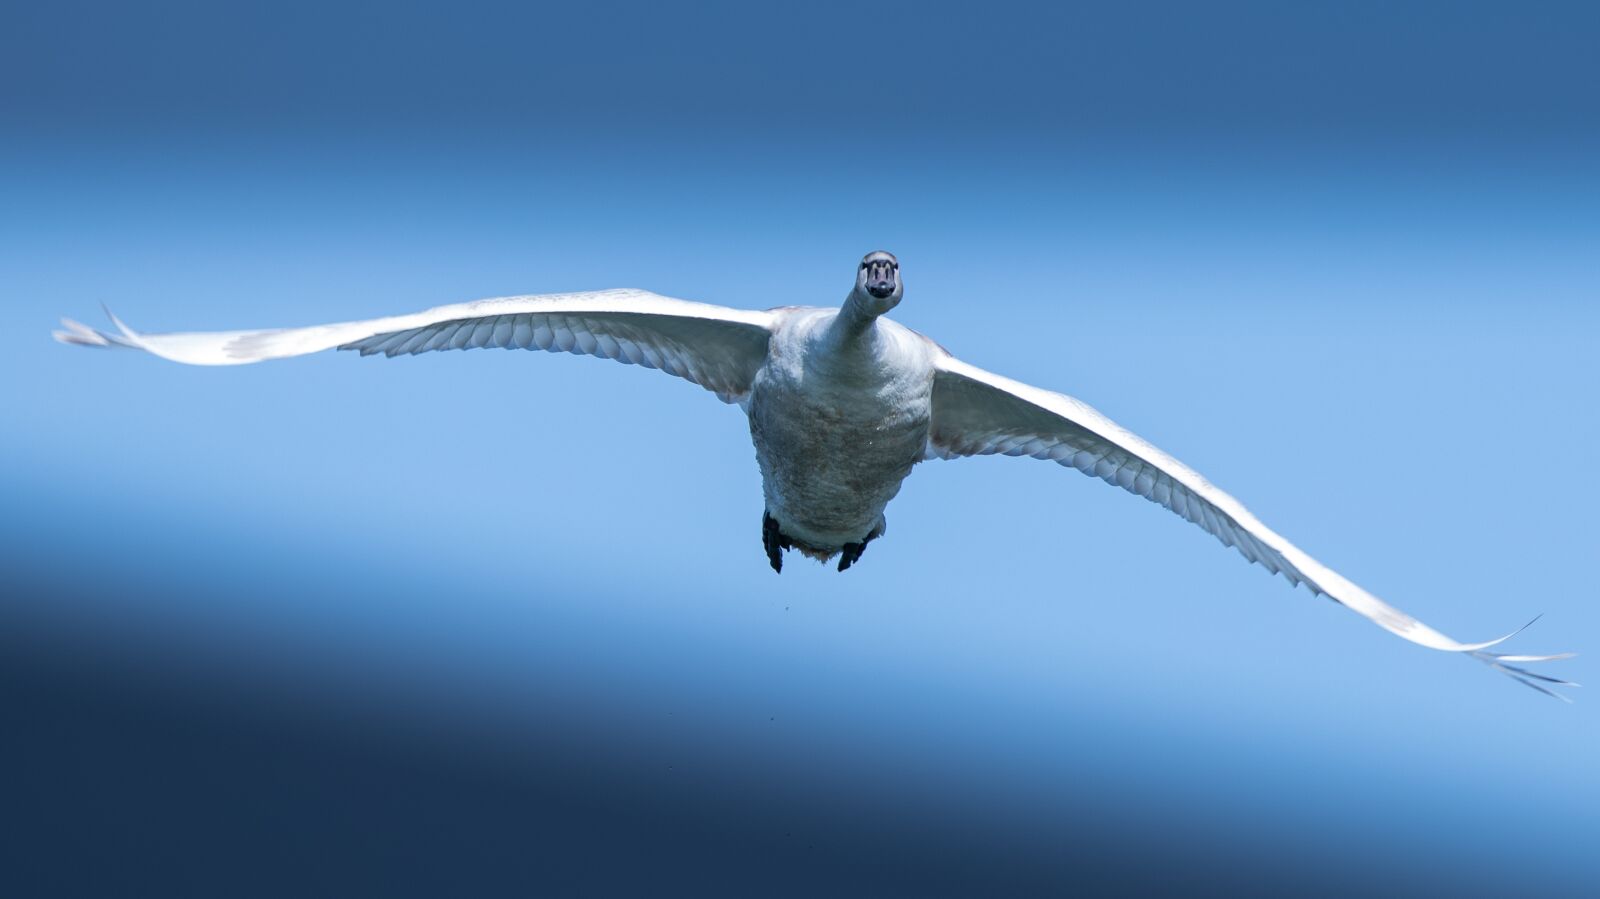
[{"left": 55, "top": 251, "right": 1575, "bottom": 696}]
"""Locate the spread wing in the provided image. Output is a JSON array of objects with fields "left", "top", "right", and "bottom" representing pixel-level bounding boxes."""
[
  {"left": 927, "top": 353, "right": 1575, "bottom": 697},
  {"left": 55, "top": 289, "right": 776, "bottom": 404}
]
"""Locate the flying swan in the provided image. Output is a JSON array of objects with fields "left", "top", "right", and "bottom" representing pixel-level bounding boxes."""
[{"left": 55, "top": 251, "right": 1574, "bottom": 697}]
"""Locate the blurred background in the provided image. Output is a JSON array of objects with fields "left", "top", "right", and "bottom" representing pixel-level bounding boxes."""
[{"left": 3, "top": 1, "right": 1597, "bottom": 894}]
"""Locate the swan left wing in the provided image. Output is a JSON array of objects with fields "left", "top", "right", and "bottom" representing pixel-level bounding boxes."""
[
  {"left": 55, "top": 289, "right": 776, "bottom": 403},
  {"left": 926, "top": 353, "right": 1574, "bottom": 696}
]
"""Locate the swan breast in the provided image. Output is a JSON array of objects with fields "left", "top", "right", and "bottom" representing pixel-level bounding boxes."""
[{"left": 747, "top": 311, "right": 935, "bottom": 548}]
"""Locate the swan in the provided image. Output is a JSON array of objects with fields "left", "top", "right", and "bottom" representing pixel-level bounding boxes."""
[{"left": 54, "top": 251, "right": 1574, "bottom": 697}]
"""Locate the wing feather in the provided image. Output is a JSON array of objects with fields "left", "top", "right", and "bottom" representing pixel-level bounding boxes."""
[
  {"left": 57, "top": 289, "right": 776, "bottom": 404},
  {"left": 927, "top": 353, "right": 1572, "bottom": 693}
]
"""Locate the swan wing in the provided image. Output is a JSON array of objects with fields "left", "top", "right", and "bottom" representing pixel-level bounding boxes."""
[
  {"left": 927, "top": 353, "right": 1574, "bottom": 697},
  {"left": 55, "top": 289, "right": 776, "bottom": 403}
]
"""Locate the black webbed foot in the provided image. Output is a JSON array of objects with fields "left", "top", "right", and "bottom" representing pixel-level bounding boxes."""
[
  {"left": 837, "top": 521, "right": 883, "bottom": 572},
  {"left": 837, "top": 541, "right": 866, "bottom": 572},
  {"left": 762, "top": 511, "right": 784, "bottom": 574}
]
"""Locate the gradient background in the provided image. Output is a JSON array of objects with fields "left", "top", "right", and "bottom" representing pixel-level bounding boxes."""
[{"left": 3, "top": 1, "right": 1597, "bottom": 894}]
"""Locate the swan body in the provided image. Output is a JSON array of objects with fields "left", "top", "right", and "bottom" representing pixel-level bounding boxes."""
[
  {"left": 54, "top": 250, "right": 1575, "bottom": 696},
  {"left": 749, "top": 306, "right": 934, "bottom": 560}
]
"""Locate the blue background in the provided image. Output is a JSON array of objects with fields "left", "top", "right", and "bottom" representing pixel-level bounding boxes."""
[{"left": 3, "top": 1, "right": 1597, "bottom": 894}]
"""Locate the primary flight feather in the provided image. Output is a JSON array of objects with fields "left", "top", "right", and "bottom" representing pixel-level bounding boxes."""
[{"left": 55, "top": 251, "right": 1575, "bottom": 697}]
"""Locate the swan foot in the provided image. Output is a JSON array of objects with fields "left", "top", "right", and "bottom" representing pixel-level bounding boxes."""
[
  {"left": 762, "top": 511, "right": 787, "bottom": 574},
  {"left": 837, "top": 541, "right": 867, "bottom": 572}
]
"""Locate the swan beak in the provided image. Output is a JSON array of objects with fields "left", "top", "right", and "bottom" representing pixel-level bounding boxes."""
[{"left": 865, "top": 260, "right": 896, "bottom": 298}]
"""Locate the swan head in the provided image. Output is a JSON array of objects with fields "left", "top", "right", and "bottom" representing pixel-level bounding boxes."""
[{"left": 852, "top": 250, "right": 902, "bottom": 315}]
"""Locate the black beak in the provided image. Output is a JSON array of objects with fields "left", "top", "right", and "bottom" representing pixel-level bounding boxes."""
[{"left": 865, "top": 260, "right": 896, "bottom": 298}]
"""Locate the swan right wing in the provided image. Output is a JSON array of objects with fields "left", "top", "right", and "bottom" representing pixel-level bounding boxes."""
[{"left": 56, "top": 289, "right": 777, "bottom": 404}]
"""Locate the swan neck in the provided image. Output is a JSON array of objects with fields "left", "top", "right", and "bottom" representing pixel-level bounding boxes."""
[{"left": 834, "top": 291, "right": 882, "bottom": 340}]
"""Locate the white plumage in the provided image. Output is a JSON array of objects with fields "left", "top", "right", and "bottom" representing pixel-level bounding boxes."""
[{"left": 55, "top": 251, "right": 1575, "bottom": 697}]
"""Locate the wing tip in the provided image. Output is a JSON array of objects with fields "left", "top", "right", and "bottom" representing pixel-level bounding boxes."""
[
  {"left": 102, "top": 304, "right": 140, "bottom": 343},
  {"left": 1464, "top": 615, "right": 1578, "bottom": 701},
  {"left": 1477, "top": 613, "right": 1545, "bottom": 652},
  {"left": 54, "top": 315, "right": 128, "bottom": 349}
]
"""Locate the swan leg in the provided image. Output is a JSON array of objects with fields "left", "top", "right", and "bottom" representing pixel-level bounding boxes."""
[
  {"left": 837, "top": 541, "right": 865, "bottom": 572},
  {"left": 762, "top": 511, "right": 786, "bottom": 574},
  {"left": 837, "top": 519, "right": 883, "bottom": 572}
]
